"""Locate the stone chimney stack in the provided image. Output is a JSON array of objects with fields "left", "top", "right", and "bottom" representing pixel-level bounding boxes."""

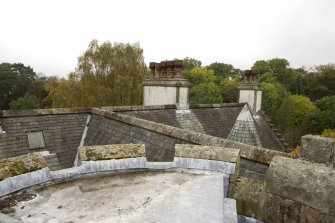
[
  {"left": 143, "top": 59, "right": 190, "bottom": 110},
  {"left": 238, "top": 70, "right": 263, "bottom": 114}
]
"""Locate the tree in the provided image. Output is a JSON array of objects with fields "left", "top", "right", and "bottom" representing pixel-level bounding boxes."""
[
  {"left": 0, "top": 63, "right": 43, "bottom": 110},
  {"left": 260, "top": 82, "right": 287, "bottom": 121},
  {"left": 303, "top": 64, "right": 335, "bottom": 100},
  {"left": 182, "top": 57, "right": 202, "bottom": 71},
  {"left": 183, "top": 67, "right": 216, "bottom": 86},
  {"left": 252, "top": 58, "right": 296, "bottom": 90},
  {"left": 9, "top": 94, "right": 40, "bottom": 110},
  {"left": 308, "top": 96, "right": 335, "bottom": 133},
  {"left": 182, "top": 67, "right": 221, "bottom": 104},
  {"left": 207, "top": 62, "right": 243, "bottom": 83},
  {"left": 46, "top": 39, "right": 148, "bottom": 107},
  {"left": 189, "top": 82, "right": 221, "bottom": 104},
  {"left": 219, "top": 77, "right": 240, "bottom": 103},
  {"left": 277, "top": 95, "right": 316, "bottom": 146}
]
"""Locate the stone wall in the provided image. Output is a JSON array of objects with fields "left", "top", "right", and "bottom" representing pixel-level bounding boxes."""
[
  {"left": 301, "top": 134, "right": 335, "bottom": 165},
  {"left": 265, "top": 156, "right": 335, "bottom": 222},
  {"left": 0, "top": 109, "right": 89, "bottom": 168},
  {"left": 0, "top": 153, "right": 46, "bottom": 180}
]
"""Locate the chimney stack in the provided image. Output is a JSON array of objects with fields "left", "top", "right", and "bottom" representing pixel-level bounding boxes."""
[
  {"left": 144, "top": 59, "right": 190, "bottom": 110},
  {"left": 238, "top": 70, "right": 263, "bottom": 114}
]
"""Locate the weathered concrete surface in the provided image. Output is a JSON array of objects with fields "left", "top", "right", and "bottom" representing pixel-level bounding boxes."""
[
  {"left": 9, "top": 170, "right": 227, "bottom": 223},
  {"left": 0, "top": 153, "right": 46, "bottom": 180},
  {"left": 78, "top": 144, "right": 145, "bottom": 161},
  {"left": 266, "top": 156, "right": 335, "bottom": 216},
  {"left": 301, "top": 134, "right": 335, "bottom": 164},
  {"left": 175, "top": 144, "right": 240, "bottom": 163},
  {"left": 0, "top": 213, "right": 21, "bottom": 223}
]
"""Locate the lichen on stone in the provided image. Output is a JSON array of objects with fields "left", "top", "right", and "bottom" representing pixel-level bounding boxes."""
[
  {"left": 0, "top": 154, "right": 47, "bottom": 180},
  {"left": 79, "top": 144, "right": 146, "bottom": 161}
]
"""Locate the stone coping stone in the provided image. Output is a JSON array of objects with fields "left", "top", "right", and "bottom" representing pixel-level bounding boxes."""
[
  {"left": 266, "top": 156, "right": 335, "bottom": 216},
  {"left": 175, "top": 144, "right": 240, "bottom": 163},
  {"left": 78, "top": 144, "right": 145, "bottom": 161},
  {"left": 0, "top": 153, "right": 47, "bottom": 180},
  {"left": 301, "top": 134, "right": 335, "bottom": 164}
]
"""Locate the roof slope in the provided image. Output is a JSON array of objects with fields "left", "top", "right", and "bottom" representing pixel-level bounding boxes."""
[
  {"left": 119, "top": 104, "right": 244, "bottom": 139},
  {"left": 116, "top": 104, "right": 284, "bottom": 151}
]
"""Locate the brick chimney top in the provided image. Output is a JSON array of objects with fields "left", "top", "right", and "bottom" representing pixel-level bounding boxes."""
[{"left": 149, "top": 59, "right": 184, "bottom": 79}]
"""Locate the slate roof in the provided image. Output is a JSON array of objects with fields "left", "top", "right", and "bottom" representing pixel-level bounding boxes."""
[
  {"left": 111, "top": 103, "right": 284, "bottom": 151},
  {"left": 118, "top": 104, "right": 244, "bottom": 139}
]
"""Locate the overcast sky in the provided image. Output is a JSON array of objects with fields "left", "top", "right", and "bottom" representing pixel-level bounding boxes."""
[{"left": 1, "top": 0, "right": 335, "bottom": 77}]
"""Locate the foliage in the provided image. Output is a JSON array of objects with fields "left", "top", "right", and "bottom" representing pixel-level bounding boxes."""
[
  {"left": 277, "top": 95, "right": 316, "bottom": 146},
  {"left": 303, "top": 64, "right": 335, "bottom": 100},
  {"left": 0, "top": 63, "right": 46, "bottom": 110},
  {"left": 182, "top": 67, "right": 222, "bottom": 104},
  {"left": 321, "top": 129, "right": 335, "bottom": 138},
  {"left": 46, "top": 39, "right": 148, "bottom": 107},
  {"left": 252, "top": 58, "right": 296, "bottom": 90},
  {"left": 219, "top": 77, "right": 240, "bottom": 103},
  {"left": 308, "top": 96, "right": 335, "bottom": 133},
  {"left": 182, "top": 67, "right": 216, "bottom": 86},
  {"left": 260, "top": 82, "right": 287, "bottom": 121},
  {"left": 207, "top": 62, "right": 243, "bottom": 82},
  {"left": 9, "top": 94, "right": 40, "bottom": 110},
  {"left": 289, "top": 145, "right": 300, "bottom": 158},
  {"left": 189, "top": 82, "right": 221, "bottom": 104},
  {"left": 183, "top": 57, "right": 202, "bottom": 70}
]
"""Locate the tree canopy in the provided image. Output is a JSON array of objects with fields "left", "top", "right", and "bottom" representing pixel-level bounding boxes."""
[
  {"left": 46, "top": 40, "right": 148, "bottom": 107},
  {"left": 0, "top": 63, "right": 47, "bottom": 110}
]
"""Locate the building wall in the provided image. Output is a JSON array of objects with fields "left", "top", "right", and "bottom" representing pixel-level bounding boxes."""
[
  {"left": 239, "top": 90, "right": 262, "bottom": 113},
  {"left": 0, "top": 114, "right": 88, "bottom": 168},
  {"left": 143, "top": 86, "right": 177, "bottom": 106},
  {"left": 177, "top": 87, "right": 189, "bottom": 109}
]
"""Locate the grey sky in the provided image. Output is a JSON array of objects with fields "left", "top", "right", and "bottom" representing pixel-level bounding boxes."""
[{"left": 1, "top": 0, "right": 334, "bottom": 77}]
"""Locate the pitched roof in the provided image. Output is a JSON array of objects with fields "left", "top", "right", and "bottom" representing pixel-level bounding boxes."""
[{"left": 109, "top": 103, "right": 284, "bottom": 151}]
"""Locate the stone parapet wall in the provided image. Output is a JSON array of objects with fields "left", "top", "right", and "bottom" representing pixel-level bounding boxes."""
[
  {"left": 175, "top": 144, "right": 240, "bottom": 163},
  {"left": 0, "top": 144, "right": 239, "bottom": 198},
  {"left": 232, "top": 156, "right": 335, "bottom": 222},
  {"left": 266, "top": 156, "right": 335, "bottom": 219},
  {"left": 0, "top": 153, "right": 46, "bottom": 180},
  {"left": 78, "top": 144, "right": 145, "bottom": 162},
  {"left": 301, "top": 134, "right": 335, "bottom": 165}
]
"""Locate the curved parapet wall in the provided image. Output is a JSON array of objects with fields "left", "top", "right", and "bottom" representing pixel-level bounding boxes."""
[{"left": 0, "top": 144, "right": 239, "bottom": 198}]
